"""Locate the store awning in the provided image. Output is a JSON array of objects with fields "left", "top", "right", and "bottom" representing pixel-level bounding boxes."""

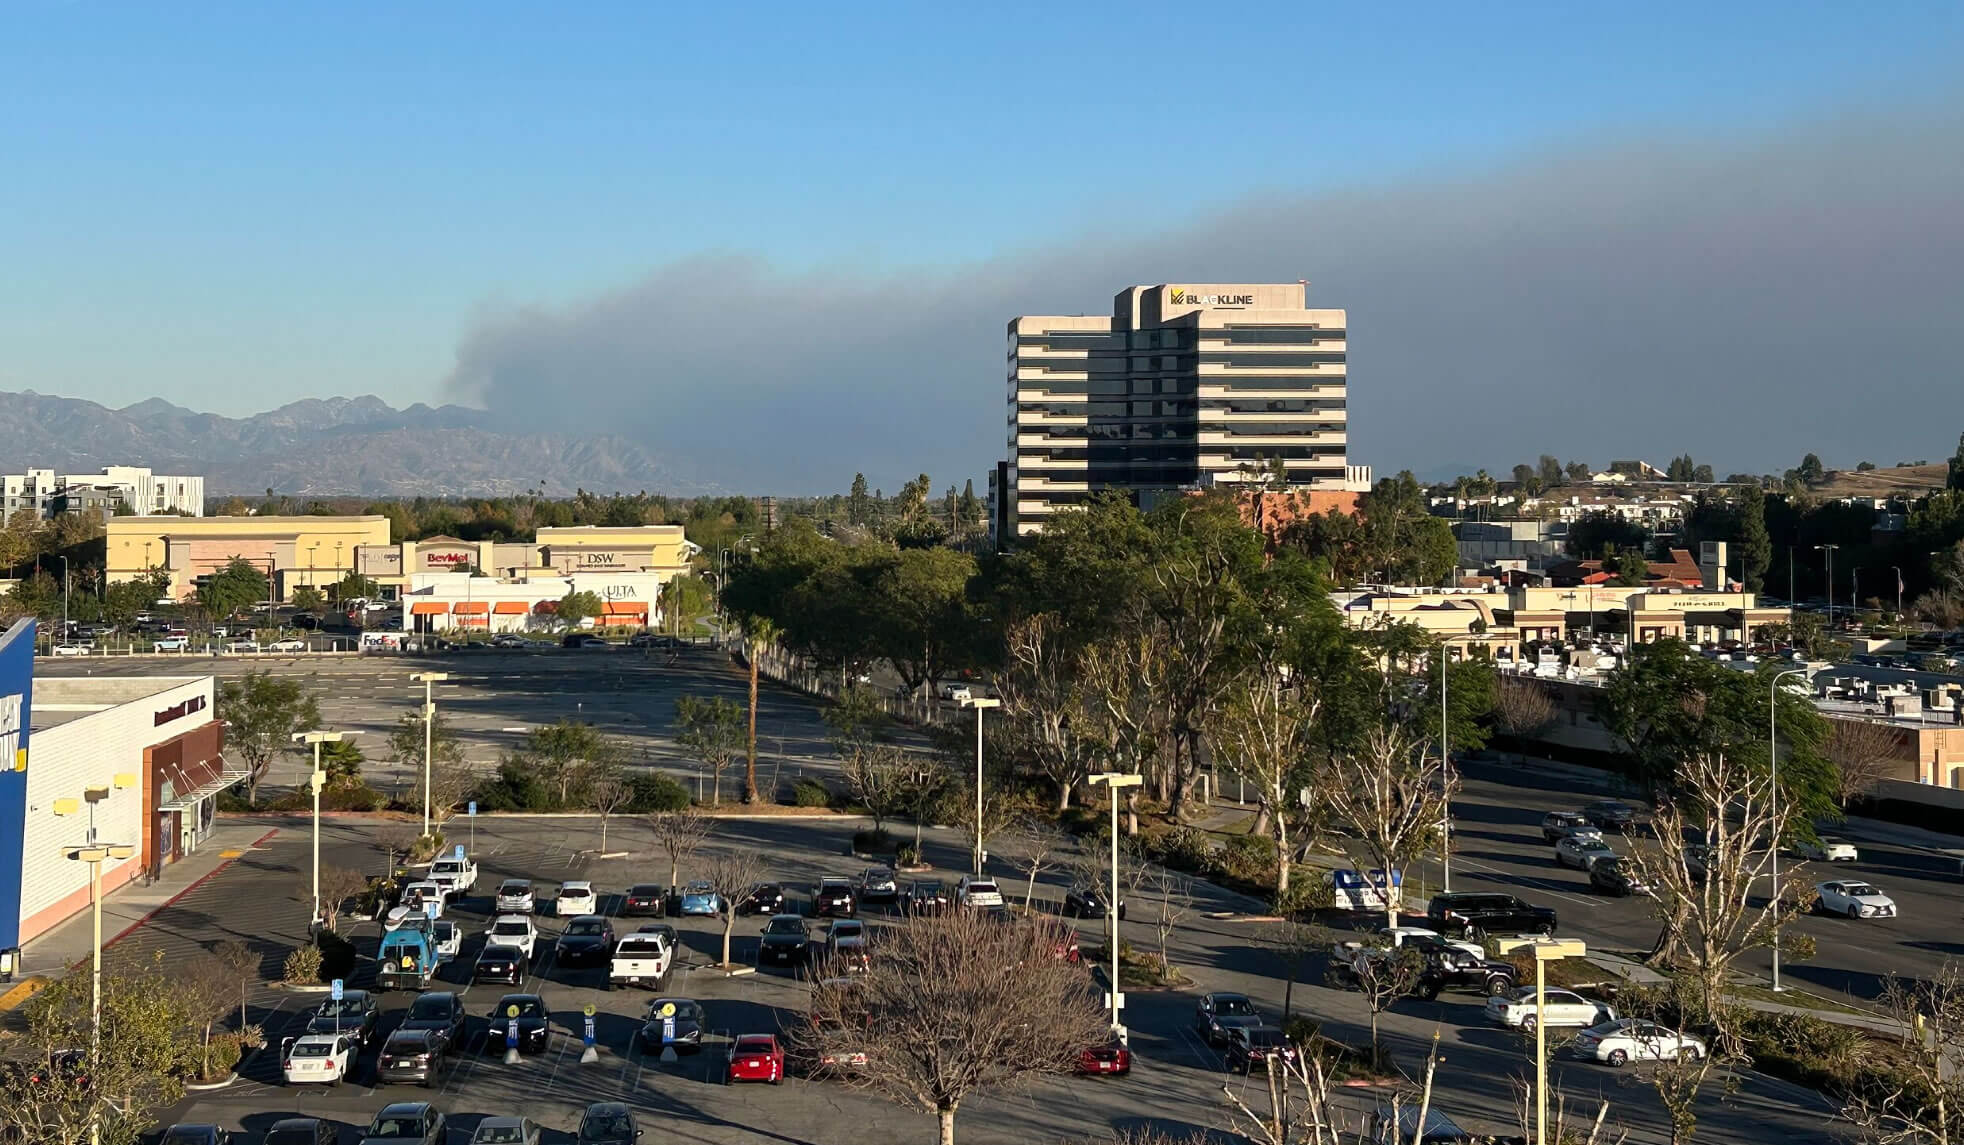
[
  {"left": 158, "top": 767, "right": 250, "bottom": 812},
  {"left": 452, "top": 601, "right": 489, "bottom": 615},
  {"left": 602, "top": 602, "right": 648, "bottom": 615},
  {"left": 410, "top": 602, "right": 449, "bottom": 616},
  {"left": 493, "top": 601, "right": 530, "bottom": 615}
]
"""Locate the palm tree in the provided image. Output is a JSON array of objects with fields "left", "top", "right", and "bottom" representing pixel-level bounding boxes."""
[{"left": 742, "top": 615, "right": 778, "bottom": 803}]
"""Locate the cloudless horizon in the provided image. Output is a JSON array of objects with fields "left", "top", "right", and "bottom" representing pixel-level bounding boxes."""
[{"left": 4, "top": 2, "right": 1963, "bottom": 489}]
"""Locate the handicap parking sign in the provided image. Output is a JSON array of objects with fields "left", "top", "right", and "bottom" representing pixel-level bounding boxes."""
[{"left": 330, "top": 978, "right": 344, "bottom": 1001}]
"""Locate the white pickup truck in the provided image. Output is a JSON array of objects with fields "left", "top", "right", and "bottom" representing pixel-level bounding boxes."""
[
  {"left": 428, "top": 855, "right": 479, "bottom": 898},
  {"left": 608, "top": 931, "right": 674, "bottom": 991}
]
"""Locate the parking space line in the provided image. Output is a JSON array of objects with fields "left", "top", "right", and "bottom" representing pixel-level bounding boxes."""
[{"left": 1447, "top": 854, "right": 1605, "bottom": 908}]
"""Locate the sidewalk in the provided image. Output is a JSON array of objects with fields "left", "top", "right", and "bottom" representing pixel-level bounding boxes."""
[{"left": 16, "top": 820, "right": 280, "bottom": 981}]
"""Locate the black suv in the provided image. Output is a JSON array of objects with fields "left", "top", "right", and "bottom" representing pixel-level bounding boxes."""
[
  {"left": 399, "top": 991, "right": 467, "bottom": 1048},
  {"left": 1590, "top": 856, "right": 1654, "bottom": 897},
  {"left": 1426, "top": 893, "right": 1557, "bottom": 939},
  {"left": 1583, "top": 800, "right": 1639, "bottom": 834}
]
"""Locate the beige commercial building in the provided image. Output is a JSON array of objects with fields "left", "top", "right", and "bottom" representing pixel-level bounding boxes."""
[
  {"left": 1002, "top": 283, "right": 1351, "bottom": 537},
  {"left": 106, "top": 515, "right": 393, "bottom": 600}
]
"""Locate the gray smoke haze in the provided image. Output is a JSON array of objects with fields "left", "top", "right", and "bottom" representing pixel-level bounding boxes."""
[{"left": 447, "top": 103, "right": 1964, "bottom": 493}]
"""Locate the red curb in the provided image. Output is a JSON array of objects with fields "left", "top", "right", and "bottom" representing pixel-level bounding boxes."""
[{"left": 95, "top": 828, "right": 281, "bottom": 956}]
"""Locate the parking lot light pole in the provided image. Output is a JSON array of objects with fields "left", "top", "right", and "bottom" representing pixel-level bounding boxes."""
[
  {"left": 1499, "top": 937, "right": 1588, "bottom": 1145},
  {"left": 1438, "top": 633, "right": 1476, "bottom": 894},
  {"left": 55, "top": 779, "right": 135, "bottom": 1145},
  {"left": 959, "top": 696, "right": 1000, "bottom": 875},
  {"left": 410, "top": 673, "right": 450, "bottom": 837},
  {"left": 1769, "top": 666, "right": 1808, "bottom": 992},
  {"left": 1089, "top": 771, "right": 1142, "bottom": 1043},
  {"left": 293, "top": 730, "right": 354, "bottom": 926}
]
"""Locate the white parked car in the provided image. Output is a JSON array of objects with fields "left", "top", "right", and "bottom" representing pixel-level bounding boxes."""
[
  {"left": 1571, "top": 1018, "right": 1706, "bottom": 1066},
  {"left": 1796, "top": 837, "right": 1859, "bottom": 862},
  {"left": 385, "top": 881, "right": 447, "bottom": 927},
  {"left": 1816, "top": 880, "right": 1896, "bottom": 919},
  {"left": 1484, "top": 986, "right": 1613, "bottom": 1032},
  {"left": 557, "top": 881, "right": 598, "bottom": 916},
  {"left": 282, "top": 1032, "right": 358, "bottom": 1085},
  {"left": 1370, "top": 926, "right": 1484, "bottom": 960},
  {"left": 225, "top": 640, "right": 260, "bottom": 653},
  {"left": 1555, "top": 836, "right": 1618, "bottom": 871},
  {"left": 432, "top": 919, "right": 461, "bottom": 962},
  {"left": 954, "top": 876, "right": 1004, "bottom": 909},
  {"left": 487, "top": 914, "right": 539, "bottom": 958},
  {"left": 268, "top": 638, "right": 307, "bottom": 652},
  {"left": 154, "top": 636, "right": 189, "bottom": 652},
  {"left": 938, "top": 681, "right": 973, "bottom": 703},
  {"left": 495, "top": 879, "right": 535, "bottom": 914},
  {"left": 50, "top": 643, "right": 91, "bottom": 656}
]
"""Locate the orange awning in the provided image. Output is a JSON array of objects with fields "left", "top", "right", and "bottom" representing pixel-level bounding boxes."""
[
  {"left": 410, "top": 602, "right": 448, "bottom": 615},
  {"left": 492, "top": 601, "right": 530, "bottom": 615},
  {"left": 601, "top": 602, "right": 647, "bottom": 615},
  {"left": 456, "top": 614, "right": 489, "bottom": 627},
  {"left": 452, "top": 601, "right": 489, "bottom": 615}
]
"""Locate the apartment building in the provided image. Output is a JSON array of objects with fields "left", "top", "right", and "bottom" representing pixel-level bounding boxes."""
[
  {"left": 1, "top": 466, "right": 204, "bottom": 518},
  {"left": 1003, "top": 283, "right": 1351, "bottom": 537}
]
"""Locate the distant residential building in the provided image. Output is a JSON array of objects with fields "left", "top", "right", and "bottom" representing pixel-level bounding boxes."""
[
  {"left": 1003, "top": 283, "right": 1351, "bottom": 537},
  {"left": 1, "top": 466, "right": 204, "bottom": 518}
]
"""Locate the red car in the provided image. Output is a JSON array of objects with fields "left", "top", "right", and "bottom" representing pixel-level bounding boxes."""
[
  {"left": 726, "top": 1034, "right": 784, "bottom": 1084},
  {"left": 1078, "top": 1041, "right": 1132, "bottom": 1076}
]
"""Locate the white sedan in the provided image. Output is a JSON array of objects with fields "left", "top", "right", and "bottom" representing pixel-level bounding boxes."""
[
  {"left": 282, "top": 1032, "right": 357, "bottom": 1085},
  {"left": 1377, "top": 926, "right": 1484, "bottom": 960},
  {"left": 50, "top": 644, "right": 91, "bottom": 656},
  {"left": 1571, "top": 1018, "right": 1707, "bottom": 1066},
  {"left": 557, "top": 881, "right": 598, "bottom": 917},
  {"left": 1484, "top": 987, "right": 1613, "bottom": 1033},
  {"left": 1816, "top": 880, "right": 1897, "bottom": 919},
  {"left": 268, "top": 638, "right": 308, "bottom": 652},
  {"left": 1796, "top": 837, "right": 1859, "bottom": 862},
  {"left": 487, "top": 914, "right": 540, "bottom": 958},
  {"left": 1555, "top": 836, "right": 1618, "bottom": 870}
]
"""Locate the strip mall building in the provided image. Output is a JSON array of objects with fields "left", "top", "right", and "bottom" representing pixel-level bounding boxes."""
[
  {"left": 0, "top": 620, "right": 237, "bottom": 960},
  {"left": 392, "top": 527, "right": 698, "bottom": 633}
]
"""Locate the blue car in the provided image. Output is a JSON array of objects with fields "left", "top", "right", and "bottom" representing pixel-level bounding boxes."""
[{"left": 679, "top": 880, "right": 721, "bottom": 916}]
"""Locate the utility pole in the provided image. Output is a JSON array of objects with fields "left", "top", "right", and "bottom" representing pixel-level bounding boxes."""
[{"left": 1816, "top": 543, "right": 1839, "bottom": 628}]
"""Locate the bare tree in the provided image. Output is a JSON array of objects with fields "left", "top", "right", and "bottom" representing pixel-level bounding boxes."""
[
  {"left": 1824, "top": 717, "right": 1905, "bottom": 806},
  {"left": 1325, "top": 939, "right": 1429, "bottom": 1061},
  {"left": 1492, "top": 673, "right": 1557, "bottom": 741},
  {"left": 314, "top": 865, "right": 369, "bottom": 933},
  {"left": 1843, "top": 963, "right": 1964, "bottom": 1144},
  {"left": 792, "top": 908, "right": 1109, "bottom": 1145},
  {"left": 1319, "top": 725, "right": 1450, "bottom": 928},
  {"left": 1005, "top": 817, "right": 1069, "bottom": 909},
  {"left": 1139, "top": 865, "right": 1193, "bottom": 980},
  {"left": 700, "top": 847, "right": 769, "bottom": 969},
  {"left": 1208, "top": 662, "right": 1318, "bottom": 897},
  {"left": 1509, "top": 1078, "right": 1628, "bottom": 1145},
  {"left": 1220, "top": 1032, "right": 1457, "bottom": 1145},
  {"left": 588, "top": 775, "right": 632, "bottom": 853},
  {"left": 209, "top": 939, "right": 258, "bottom": 1036},
  {"left": 1077, "top": 629, "right": 1170, "bottom": 836},
  {"left": 375, "top": 825, "right": 419, "bottom": 878},
  {"left": 839, "top": 741, "right": 913, "bottom": 833},
  {"left": 647, "top": 807, "right": 714, "bottom": 890}
]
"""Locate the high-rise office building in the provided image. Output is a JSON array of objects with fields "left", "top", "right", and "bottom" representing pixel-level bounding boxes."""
[{"left": 1001, "top": 283, "right": 1355, "bottom": 538}]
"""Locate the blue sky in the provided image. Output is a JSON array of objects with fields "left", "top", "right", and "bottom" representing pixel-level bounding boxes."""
[{"left": 3, "top": 2, "right": 1962, "bottom": 488}]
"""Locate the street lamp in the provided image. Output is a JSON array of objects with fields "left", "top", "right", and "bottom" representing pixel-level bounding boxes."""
[
  {"left": 1892, "top": 566, "right": 1904, "bottom": 618},
  {"left": 1089, "top": 771, "right": 1143, "bottom": 1042},
  {"left": 1498, "top": 936, "right": 1589, "bottom": 1145},
  {"left": 292, "top": 730, "right": 355, "bottom": 926},
  {"left": 1851, "top": 567, "right": 1863, "bottom": 621},
  {"left": 1815, "top": 544, "right": 1839, "bottom": 627},
  {"left": 410, "top": 673, "right": 450, "bottom": 837},
  {"left": 55, "top": 554, "right": 69, "bottom": 640},
  {"left": 1437, "top": 633, "right": 1479, "bottom": 893},
  {"left": 959, "top": 696, "right": 1001, "bottom": 875},
  {"left": 54, "top": 775, "right": 136, "bottom": 1145},
  {"left": 1769, "top": 666, "right": 1809, "bottom": 992}
]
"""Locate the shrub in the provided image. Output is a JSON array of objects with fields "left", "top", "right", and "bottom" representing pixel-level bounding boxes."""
[
  {"left": 473, "top": 759, "right": 555, "bottom": 811},
  {"left": 1274, "top": 874, "right": 1335, "bottom": 917},
  {"left": 410, "top": 833, "right": 445, "bottom": 862},
  {"left": 282, "top": 944, "right": 323, "bottom": 985},
  {"left": 1155, "top": 826, "right": 1212, "bottom": 874},
  {"left": 1220, "top": 833, "right": 1279, "bottom": 883},
  {"left": 792, "top": 778, "right": 833, "bottom": 808},
  {"left": 852, "top": 828, "right": 895, "bottom": 854},
  {"left": 895, "top": 842, "right": 922, "bottom": 867},
  {"left": 199, "top": 1032, "right": 244, "bottom": 1081},
  {"left": 628, "top": 772, "right": 690, "bottom": 812},
  {"left": 1283, "top": 1015, "right": 1320, "bottom": 1049}
]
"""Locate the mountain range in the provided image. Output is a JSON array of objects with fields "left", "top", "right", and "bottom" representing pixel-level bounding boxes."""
[{"left": 0, "top": 391, "right": 708, "bottom": 498}]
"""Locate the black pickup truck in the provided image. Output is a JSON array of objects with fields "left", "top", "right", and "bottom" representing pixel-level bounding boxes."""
[
  {"left": 1412, "top": 948, "right": 1520, "bottom": 1000},
  {"left": 1425, "top": 892, "right": 1557, "bottom": 939}
]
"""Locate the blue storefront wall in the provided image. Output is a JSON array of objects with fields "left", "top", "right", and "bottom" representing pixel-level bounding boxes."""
[{"left": 0, "top": 618, "right": 36, "bottom": 952}]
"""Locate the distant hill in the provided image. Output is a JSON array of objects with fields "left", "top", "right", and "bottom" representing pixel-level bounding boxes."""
[
  {"left": 0, "top": 390, "right": 707, "bottom": 498},
  {"left": 1812, "top": 463, "right": 1949, "bottom": 498}
]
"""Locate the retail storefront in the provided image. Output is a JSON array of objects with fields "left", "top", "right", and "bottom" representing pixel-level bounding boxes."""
[{"left": 400, "top": 571, "right": 671, "bottom": 634}]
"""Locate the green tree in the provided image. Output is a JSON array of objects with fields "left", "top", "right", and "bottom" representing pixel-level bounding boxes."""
[
  {"left": 554, "top": 588, "right": 604, "bottom": 629},
  {"left": 740, "top": 614, "right": 778, "bottom": 802},
  {"left": 331, "top": 570, "right": 379, "bottom": 605},
  {"left": 1735, "top": 484, "right": 1772, "bottom": 591},
  {"left": 1415, "top": 651, "right": 1497, "bottom": 755},
  {"left": 317, "top": 739, "right": 366, "bottom": 791},
  {"left": 871, "top": 546, "right": 980, "bottom": 712},
  {"left": 1565, "top": 459, "right": 1594, "bottom": 482},
  {"left": 1567, "top": 510, "right": 1650, "bottom": 559},
  {"left": 1356, "top": 471, "right": 1457, "bottom": 585},
  {"left": 1599, "top": 638, "right": 1836, "bottom": 819},
  {"left": 657, "top": 574, "right": 712, "bottom": 635},
  {"left": 674, "top": 694, "right": 746, "bottom": 804},
  {"left": 216, "top": 671, "right": 322, "bottom": 805},
  {"left": 1692, "top": 463, "right": 1715, "bottom": 483},
  {"left": 1601, "top": 545, "right": 1651, "bottom": 587},
  {"left": 1949, "top": 432, "right": 1964, "bottom": 492},
  {"left": 198, "top": 556, "right": 268, "bottom": 620},
  {"left": 290, "top": 585, "right": 324, "bottom": 613},
  {"left": 388, "top": 708, "right": 468, "bottom": 807},
  {"left": 513, "top": 719, "right": 618, "bottom": 807},
  {"left": 1666, "top": 454, "right": 1697, "bottom": 482},
  {"left": 1538, "top": 454, "right": 1565, "bottom": 487},
  {"left": 103, "top": 569, "right": 171, "bottom": 628},
  {"left": 847, "top": 472, "right": 874, "bottom": 527},
  {"left": 1796, "top": 452, "right": 1827, "bottom": 486}
]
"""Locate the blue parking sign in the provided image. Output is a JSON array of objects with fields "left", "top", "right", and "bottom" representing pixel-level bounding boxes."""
[
  {"left": 330, "top": 978, "right": 344, "bottom": 1001},
  {"left": 468, "top": 801, "right": 477, "bottom": 816},
  {"left": 454, "top": 844, "right": 465, "bottom": 859}
]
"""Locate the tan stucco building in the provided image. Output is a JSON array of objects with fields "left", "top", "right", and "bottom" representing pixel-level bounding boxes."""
[{"left": 106, "top": 515, "right": 393, "bottom": 600}]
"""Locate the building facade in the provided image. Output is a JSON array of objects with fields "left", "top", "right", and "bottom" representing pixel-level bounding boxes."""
[
  {"left": 1004, "top": 283, "right": 1350, "bottom": 536},
  {"left": 1, "top": 466, "right": 204, "bottom": 519},
  {"left": 105, "top": 515, "right": 394, "bottom": 600}
]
